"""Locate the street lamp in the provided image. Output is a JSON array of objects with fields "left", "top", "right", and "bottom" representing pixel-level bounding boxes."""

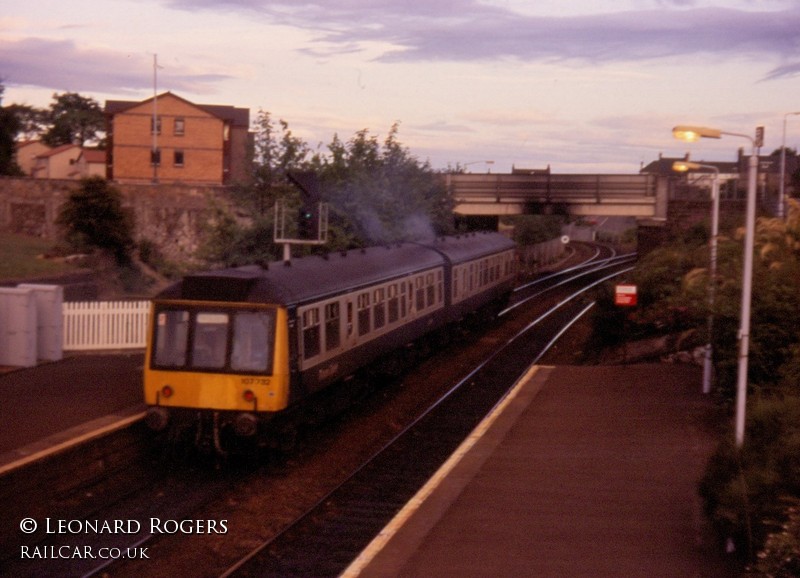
[
  {"left": 673, "top": 124, "right": 759, "bottom": 448},
  {"left": 673, "top": 160, "right": 720, "bottom": 395},
  {"left": 779, "top": 112, "right": 800, "bottom": 220}
]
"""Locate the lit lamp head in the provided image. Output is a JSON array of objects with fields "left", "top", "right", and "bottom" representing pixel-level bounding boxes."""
[
  {"left": 672, "top": 125, "right": 722, "bottom": 142},
  {"left": 672, "top": 160, "right": 702, "bottom": 172}
]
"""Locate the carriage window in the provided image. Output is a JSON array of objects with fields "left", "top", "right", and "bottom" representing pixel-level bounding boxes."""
[
  {"left": 231, "top": 311, "right": 273, "bottom": 372},
  {"left": 374, "top": 287, "right": 386, "bottom": 329},
  {"left": 415, "top": 277, "right": 425, "bottom": 311},
  {"left": 388, "top": 284, "right": 399, "bottom": 323},
  {"left": 357, "top": 293, "right": 371, "bottom": 336},
  {"left": 302, "top": 308, "right": 321, "bottom": 359},
  {"left": 426, "top": 273, "right": 435, "bottom": 307},
  {"left": 192, "top": 312, "right": 229, "bottom": 368},
  {"left": 154, "top": 310, "right": 189, "bottom": 367},
  {"left": 325, "top": 302, "right": 341, "bottom": 351}
]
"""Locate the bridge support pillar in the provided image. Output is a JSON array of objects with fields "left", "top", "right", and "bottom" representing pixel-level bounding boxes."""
[{"left": 636, "top": 218, "right": 668, "bottom": 256}]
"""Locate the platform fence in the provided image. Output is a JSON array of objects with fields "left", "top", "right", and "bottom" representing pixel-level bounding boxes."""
[{"left": 62, "top": 300, "right": 150, "bottom": 351}]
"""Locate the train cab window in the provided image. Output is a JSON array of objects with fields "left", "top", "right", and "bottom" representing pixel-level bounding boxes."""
[
  {"left": 231, "top": 311, "right": 272, "bottom": 372},
  {"left": 154, "top": 310, "right": 189, "bottom": 367},
  {"left": 192, "top": 312, "right": 229, "bottom": 368},
  {"left": 302, "top": 308, "right": 321, "bottom": 359},
  {"left": 388, "top": 284, "right": 399, "bottom": 324},
  {"left": 357, "top": 293, "right": 371, "bottom": 336},
  {"left": 373, "top": 288, "right": 386, "bottom": 329},
  {"left": 325, "top": 302, "right": 341, "bottom": 351}
]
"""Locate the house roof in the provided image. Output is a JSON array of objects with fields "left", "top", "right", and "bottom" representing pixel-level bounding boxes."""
[
  {"left": 78, "top": 149, "right": 106, "bottom": 163},
  {"left": 35, "top": 143, "right": 81, "bottom": 159},
  {"left": 15, "top": 139, "right": 45, "bottom": 151},
  {"left": 105, "top": 91, "right": 249, "bottom": 128}
]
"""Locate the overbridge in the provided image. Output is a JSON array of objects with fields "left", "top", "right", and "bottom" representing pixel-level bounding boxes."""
[{"left": 446, "top": 172, "right": 667, "bottom": 220}]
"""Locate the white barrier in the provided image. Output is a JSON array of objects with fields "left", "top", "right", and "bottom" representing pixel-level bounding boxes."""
[
  {"left": 62, "top": 300, "right": 150, "bottom": 351},
  {"left": 18, "top": 284, "right": 64, "bottom": 361},
  {"left": 0, "top": 288, "right": 38, "bottom": 367}
]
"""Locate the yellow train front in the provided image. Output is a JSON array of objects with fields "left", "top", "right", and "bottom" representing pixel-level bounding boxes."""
[{"left": 143, "top": 232, "right": 517, "bottom": 453}]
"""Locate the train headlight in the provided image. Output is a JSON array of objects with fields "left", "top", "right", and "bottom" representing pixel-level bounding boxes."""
[
  {"left": 161, "top": 385, "right": 174, "bottom": 398},
  {"left": 233, "top": 413, "right": 258, "bottom": 437},
  {"left": 243, "top": 389, "right": 255, "bottom": 403}
]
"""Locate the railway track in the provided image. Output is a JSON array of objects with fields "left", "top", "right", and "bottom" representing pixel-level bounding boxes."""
[
  {"left": 218, "top": 253, "right": 634, "bottom": 577},
  {"left": 4, "top": 243, "right": 633, "bottom": 578}
]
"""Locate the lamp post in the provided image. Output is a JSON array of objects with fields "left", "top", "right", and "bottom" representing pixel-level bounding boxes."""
[
  {"left": 780, "top": 112, "right": 800, "bottom": 220},
  {"left": 673, "top": 125, "right": 760, "bottom": 448},
  {"left": 673, "top": 160, "right": 720, "bottom": 395}
]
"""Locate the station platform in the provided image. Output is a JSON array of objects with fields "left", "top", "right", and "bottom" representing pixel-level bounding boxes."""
[
  {"left": 0, "top": 353, "right": 145, "bottom": 472},
  {"left": 347, "top": 363, "right": 738, "bottom": 578}
]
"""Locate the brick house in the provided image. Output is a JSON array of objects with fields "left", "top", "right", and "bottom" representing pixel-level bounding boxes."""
[
  {"left": 14, "top": 140, "right": 51, "bottom": 176},
  {"left": 74, "top": 148, "right": 107, "bottom": 179},
  {"left": 31, "top": 144, "right": 82, "bottom": 179},
  {"left": 104, "top": 92, "right": 250, "bottom": 185}
]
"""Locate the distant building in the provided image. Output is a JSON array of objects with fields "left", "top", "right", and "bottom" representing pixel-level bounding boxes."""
[
  {"left": 74, "top": 148, "right": 107, "bottom": 179},
  {"left": 642, "top": 153, "right": 746, "bottom": 201},
  {"left": 31, "top": 144, "right": 82, "bottom": 180},
  {"left": 14, "top": 140, "right": 51, "bottom": 176},
  {"left": 104, "top": 92, "right": 250, "bottom": 185}
]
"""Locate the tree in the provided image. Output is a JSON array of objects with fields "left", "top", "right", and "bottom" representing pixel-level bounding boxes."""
[
  {"left": 229, "top": 110, "right": 312, "bottom": 215},
  {"left": 5, "top": 103, "right": 48, "bottom": 141},
  {"left": 56, "top": 177, "right": 135, "bottom": 264},
  {"left": 43, "top": 92, "right": 105, "bottom": 147},
  {"left": 0, "top": 82, "right": 23, "bottom": 175},
  {"left": 317, "top": 123, "right": 453, "bottom": 244}
]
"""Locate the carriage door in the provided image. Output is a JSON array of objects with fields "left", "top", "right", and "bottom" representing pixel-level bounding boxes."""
[{"left": 343, "top": 296, "right": 359, "bottom": 349}]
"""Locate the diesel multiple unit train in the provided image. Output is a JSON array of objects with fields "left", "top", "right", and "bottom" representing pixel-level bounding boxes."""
[{"left": 143, "top": 231, "right": 517, "bottom": 451}]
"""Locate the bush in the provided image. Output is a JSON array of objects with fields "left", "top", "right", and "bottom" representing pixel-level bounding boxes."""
[
  {"left": 56, "top": 177, "right": 135, "bottom": 265},
  {"left": 700, "top": 396, "right": 800, "bottom": 564}
]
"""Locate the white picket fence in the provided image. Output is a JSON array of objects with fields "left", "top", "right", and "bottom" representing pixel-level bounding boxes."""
[{"left": 63, "top": 300, "right": 150, "bottom": 351}]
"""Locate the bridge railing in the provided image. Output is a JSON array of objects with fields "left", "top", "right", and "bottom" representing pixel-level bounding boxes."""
[{"left": 446, "top": 173, "right": 657, "bottom": 204}]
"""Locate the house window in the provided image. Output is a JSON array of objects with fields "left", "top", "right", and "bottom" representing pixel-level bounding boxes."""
[
  {"left": 174, "top": 150, "right": 184, "bottom": 167},
  {"left": 150, "top": 149, "right": 161, "bottom": 166},
  {"left": 150, "top": 116, "right": 161, "bottom": 135},
  {"left": 174, "top": 118, "right": 185, "bottom": 136}
]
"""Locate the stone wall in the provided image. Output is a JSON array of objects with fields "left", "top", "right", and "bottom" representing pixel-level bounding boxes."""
[{"left": 0, "top": 177, "right": 234, "bottom": 261}]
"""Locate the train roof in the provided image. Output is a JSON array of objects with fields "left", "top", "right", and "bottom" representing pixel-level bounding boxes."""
[
  {"left": 155, "top": 231, "right": 515, "bottom": 307},
  {"left": 424, "top": 231, "right": 516, "bottom": 264}
]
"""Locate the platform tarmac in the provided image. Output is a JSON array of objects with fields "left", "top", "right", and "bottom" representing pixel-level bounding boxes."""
[
  {"left": 347, "top": 363, "right": 739, "bottom": 578},
  {"left": 0, "top": 353, "right": 145, "bottom": 472}
]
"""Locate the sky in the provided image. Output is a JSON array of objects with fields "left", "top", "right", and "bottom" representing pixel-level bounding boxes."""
[{"left": 3, "top": 0, "right": 800, "bottom": 173}]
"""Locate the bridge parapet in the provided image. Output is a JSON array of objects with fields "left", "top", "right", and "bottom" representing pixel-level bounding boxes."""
[{"left": 446, "top": 173, "right": 663, "bottom": 218}]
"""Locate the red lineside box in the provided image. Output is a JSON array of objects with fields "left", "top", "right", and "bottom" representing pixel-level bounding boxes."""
[{"left": 615, "top": 284, "right": 637, "bottom": 306}]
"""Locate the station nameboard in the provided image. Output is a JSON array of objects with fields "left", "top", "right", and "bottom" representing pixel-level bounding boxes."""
[{"left": 615, "top": 284, "right": 637, "bottom": 307}]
